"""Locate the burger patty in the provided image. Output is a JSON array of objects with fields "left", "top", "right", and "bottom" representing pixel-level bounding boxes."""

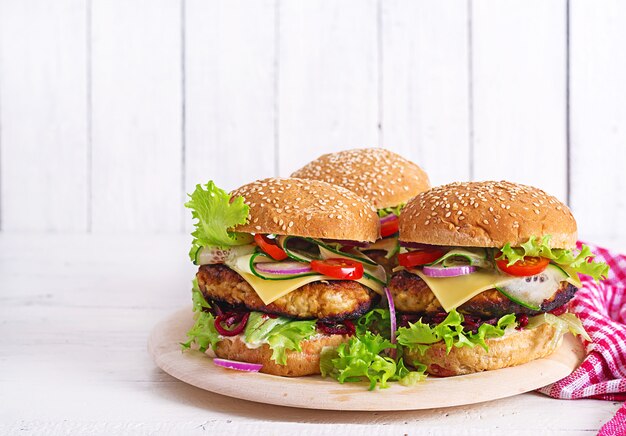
[
  {"left": 388, "top": 270, "right": 577, "bottom": 318},
  {"left": 197, "top": 264, "right": 378, "bottom": 321}
]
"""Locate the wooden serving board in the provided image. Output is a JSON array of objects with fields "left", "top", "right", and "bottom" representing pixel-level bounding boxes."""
[{"left": 148, "top": 307, "right": 585, "bottom": 411}]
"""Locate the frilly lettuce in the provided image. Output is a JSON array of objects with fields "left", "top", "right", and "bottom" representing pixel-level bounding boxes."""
[
  {"left": 320, "top": 331, "right": 426, "bottom": 390},
  {"left": 181, "top": 279, "right": 220, "bottom": 352},
  {"left": 396, "top": 310, "right": 517, "bottom": 355},
  {"left": 498, "top": 236, "right": 609, "bottom": 281},
  {"left": 185, "top": 181, "right": 252, "bottom": 261},
  {"left": 377, "top": 203, "right": 405, "bottom": 218},
  {"left": 526, "top": 312, "right": 591, "bottom": 347}
]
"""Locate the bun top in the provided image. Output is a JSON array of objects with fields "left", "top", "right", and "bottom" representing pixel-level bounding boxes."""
[
  {"left": 399, "top": 181, "right": 577, "bottom": 249},
  {"left": 231, "top": 177, "right": 380, "bottom": 242},
  {"left": 290, "top": 148, "right": 431, "bottom": 209}
]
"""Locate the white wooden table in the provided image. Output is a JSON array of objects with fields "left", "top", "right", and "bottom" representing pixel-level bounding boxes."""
[{"left": 1, "top": 234, "right": 622, "bottom": 435}]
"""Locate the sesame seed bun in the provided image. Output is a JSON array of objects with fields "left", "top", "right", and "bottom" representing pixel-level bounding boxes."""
[
  {"left": 231, "top": 177, "right": 380, "bottom": 242},
  {"left": 290, "top": 148, "right": 431, "bottom": 209},
  {"left": 403, "top": 323, "right": 561, "bottom": 376},
  {"left": 399, "top": 181, "right": 577, "bottom": 249}
]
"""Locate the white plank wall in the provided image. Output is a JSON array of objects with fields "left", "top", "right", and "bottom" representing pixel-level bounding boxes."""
[
  {"left": 381, "top": 0, "right": 471, "bottom": 187},
  {"left": 1, "top": 0, "right": 625, "bottom": 244},
  {"left": 184, "top": 0, "right": 276, "bottom": 207},
  {"left": 90, "top": 0, "right": 182, "bottom": 232},
  {"left": 569, "top": 1, "right": 626, "bottom": 243},
  {"left": 0, "top": 0, "right": 88, "bottom": 232},
  {"left": 471, "top": 0, "right": 568, "bottom": 202},
  {"left": 277, "top": 0, "right": 379, "bottom": 175}
]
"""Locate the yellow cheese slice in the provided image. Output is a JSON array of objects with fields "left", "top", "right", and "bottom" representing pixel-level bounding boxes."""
[
  {"left": 228, "top": 262, "right": 385, "bottom": 305},
  {"left": 410, "top": 267, "right": 582, "bottom": 312},
  {"left": 411, "top": 269, "right": 516, "bottom": 312}
]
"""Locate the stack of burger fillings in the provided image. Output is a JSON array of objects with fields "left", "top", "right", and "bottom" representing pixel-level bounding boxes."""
[
  {"left": 183, "top": 178, "right": 424, "bottom": 385},
  {"left": 291, "top": 148, "right": 431, "bottom": 271},
  {"left": 389, "top": 181, "right": 608, "bottom": 376}
]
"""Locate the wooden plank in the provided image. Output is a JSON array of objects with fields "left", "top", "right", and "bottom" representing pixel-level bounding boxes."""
[
  {"left": 90, "top": 0, "right": 182, "bottom": 232},
  {"left": 569, "top": 1, "right": 626, "bottom": 241},
  {"left": 381, "top": 0, "right": 471, "bottom": 187},
  {"left": 0, "top": 0, "right": 88, "bottom": 231},
  {"left": 184, "top": 0, "right": 276, "bottom": 203},
  {"left": 277, "top": 0, "right": 379, "bottom": 175},
  {"left": 471, "top": 0, "right": 568, "bottom": 201}
]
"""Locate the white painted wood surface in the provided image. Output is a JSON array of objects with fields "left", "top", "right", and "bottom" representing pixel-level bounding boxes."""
[
  {"left": 381, "top": 0, "right": 471, "bottom": 188},
  {"left": 0, "top": 0, "right": 625, "bottom": 246},
  {"left": 277, "top": 0, "right": 379, "bottom": 174},
  {"left": 471, "top": 0, "right": 568, "bottom": 202},
  {"left": 569, "top": 1, "right": 626, "bottom": 242},
  {"left": 0, "top": 234, "right": 623, "bottom": 434},
  {"left": 90, "top": 0, "right": 182, "bottom": 232},
  {"left": 0, "top": 0, "right": 88, "bottom": 232}
]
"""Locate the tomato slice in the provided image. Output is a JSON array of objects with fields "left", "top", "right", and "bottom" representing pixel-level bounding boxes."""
[
  {"left": 380, "top": 215, "right": 399, "bottom": 238},
  {"left": 496, "top": 256, "right": 550, "bottom": 277},
  {"left": 398, "top": 248, "right": 446, "bottom": 268},
  {"left": 254, "top": 234, "right": 288, "bottom": 261},
  {"left": 310, "top": 258, "right": 364, "bottom": 280}
]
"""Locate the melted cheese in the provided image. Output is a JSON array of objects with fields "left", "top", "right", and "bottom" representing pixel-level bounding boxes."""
[
  {"left": 411, "top": 269, "right": 516, "bottom": 312},
  {"left": 228, "top": 262, "right": 384, "bottom": 305},
  {"left": 410, "top": 267, "right": 582, "bottom": 312}
]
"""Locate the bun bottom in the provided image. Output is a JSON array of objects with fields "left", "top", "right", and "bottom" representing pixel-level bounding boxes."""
[
  {"left": 403, "top": 323, "right": 561, "bottom": 377},
  {"left": 214, "top": 334, "right": 347, "bottom": 377}
]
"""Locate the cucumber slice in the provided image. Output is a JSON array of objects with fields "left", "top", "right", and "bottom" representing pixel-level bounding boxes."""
[
  {"left": 495, "top": 264, "right": 568, "bottom": 311},
  {"left": 361, "top": 236, "right": 400, "bottom": 259},
  {"left": 248, "top": 252, "right": 320, "bottom": 281},
  {"left": 308, "top": 238, "right": 377, "bottom": 266},
  {"left": 428, "top": 248, "right": 492, "bottom": 269},
  {"left": 276, "top": 236, "right": 318, "bottom": 263}
]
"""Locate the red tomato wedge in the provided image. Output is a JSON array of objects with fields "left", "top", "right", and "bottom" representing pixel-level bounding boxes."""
[
  {"left": 254, "top": 234, "right": 288, "bottom": 261},
  {"left": 380, "top": 215, "right": 400, "bottom": 238},
  {"left": 496, "top": 256, "right": 550, "bottom": 277},
  {"left": 398, "top": 248, "right": 446, "bottom": 268},
  {"left": 310, "top": 258, "right": 364, "bottom": 280}
]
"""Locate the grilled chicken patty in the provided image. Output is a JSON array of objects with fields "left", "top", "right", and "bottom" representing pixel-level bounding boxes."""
[
  {"left": 197, "top": 264, "right": 377, "bottom": 321},
  {"left": 388, "top": 270, "right": 577, "bottom": 318}
]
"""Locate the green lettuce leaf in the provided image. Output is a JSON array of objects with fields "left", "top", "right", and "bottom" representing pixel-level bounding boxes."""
[
  {"left": 320, "top": 331, "right": 426, "bottom": 390},
  {"left": 181, "top": 280, "right": 220, "bottom": 352},
  {"left": 185, "top": 181, "right": 252, "bottom": 260},
  {"left": 243, "top": 312, "right": 317, "bottom": 365},
  {"left": 355, "top": 308, "right": 391, "bottom": 338},
  {"left": 396, "top": 310, "right": 517, "bottom": 354},
  {"left": 377, "top": 203, "right": 405, "bottom": 218},
  {"left": 498, "top": 236, "right": 609, "bottom": 281},
  {"left": 527, "top": 312, "right": 591, "bottom": 343}
]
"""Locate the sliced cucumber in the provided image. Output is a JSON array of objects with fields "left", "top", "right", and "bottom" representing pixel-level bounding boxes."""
[
  {"left": 276, "top": 235, "right": 318, "bottom": 263},
  {"left": 428, "top": 248, "right": 492, "bottom": 269},
  {"left": 195, "top": 244, "right": 256, "bottom": 265},
  {"left": 361, "top": 236, "right": 400, "bottom": 259},
  {"left": 495, "top": 264, "right": 569, "bottom": 311},
  {"left": 248, "top": 252, "right": 320, "bottom": 281},
  {"left": 308, "top": 238, "right": 377, "bottom": 266}
]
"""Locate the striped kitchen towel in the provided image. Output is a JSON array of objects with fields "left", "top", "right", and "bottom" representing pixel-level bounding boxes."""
[{"left": 537, "top": 242, "right": 626, "bottom": 435}]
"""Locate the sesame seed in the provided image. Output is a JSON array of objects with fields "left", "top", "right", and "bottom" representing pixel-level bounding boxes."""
[
  {"left": 445, "top": 211, "right": 451, "bottom": 218},
  {"left": 483, "top": 219, "right": 489, "bottom": 225}
]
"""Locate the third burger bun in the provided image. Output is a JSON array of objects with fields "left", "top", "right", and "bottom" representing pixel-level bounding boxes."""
[{"left": 399, "top": 181, "right": 577, "bottom": 249}]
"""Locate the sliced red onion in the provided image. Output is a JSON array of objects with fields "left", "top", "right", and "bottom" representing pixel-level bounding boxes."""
[
  {"left": 379, "top": 213, "right": 397, "bottom": 225},
  {"left": 384, "top": 287, "right": 397, "bottom": 359},
  {"left": 254, "top": 261, "right": 312, "bottom": 275},
  {"left": 422, "top": 264, "right": 476, "bottom": 277},
  {"left": 213, "top": 358, "right": 262, "bottom": 372}
]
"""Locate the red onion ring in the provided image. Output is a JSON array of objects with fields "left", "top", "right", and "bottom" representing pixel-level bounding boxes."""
[
  {"left": 422, "top": 264, "right": 476, "bottom": 277},
  {"left": 379, "top": 213, "right": 397, "bottom": 225},
  {"left": 213, "top": 358, "right": 262, "bottom": 372},
  {"left": 384, "top": 287, "right": 397, "bottom": 359},
  {"left": 214, "top": 312, "right": 250, "bottom": 336},
  {"left": 254, "top": 261, "right": 312, "bottom": 275}
]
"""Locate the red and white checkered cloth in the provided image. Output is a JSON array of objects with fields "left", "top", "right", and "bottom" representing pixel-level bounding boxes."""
[{"left": 537, "top": 242, "right": 626, "bottom": 435}]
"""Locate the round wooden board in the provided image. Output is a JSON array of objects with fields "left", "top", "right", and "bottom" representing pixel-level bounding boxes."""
[{"left": 148, "top": 307, "right": 585, "bottom": 411}]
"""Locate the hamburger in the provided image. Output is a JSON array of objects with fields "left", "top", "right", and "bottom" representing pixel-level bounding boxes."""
[
  {"left": 291, "top": 148, "right": 431, "bottom": 270},
  {"left": 390, "top": 181, "right": 608, "bottom": 376},
  {"left": 182, "top": 177, "right": 389, "bottom": 376}
]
